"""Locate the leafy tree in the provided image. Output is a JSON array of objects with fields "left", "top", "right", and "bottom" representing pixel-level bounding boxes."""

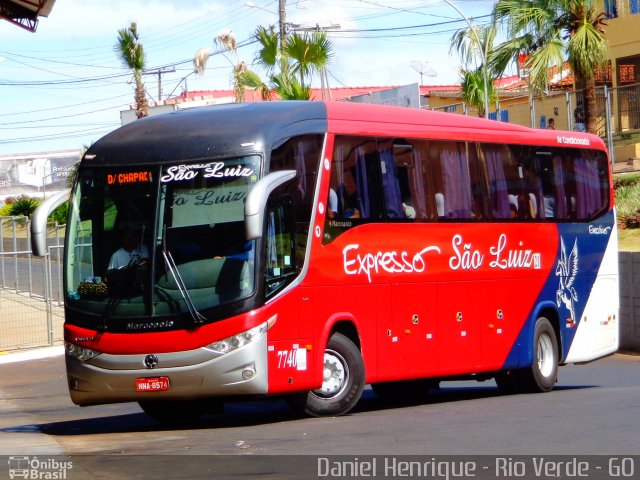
[
  {"left": 284, "top": 30, "right": 333, "bottom": 91},
  {"left": 195, "top": 25, "right": 333, "bottom": 102},
  {"left": 460, "top": 68, "right": 497, "bottom": 117},
  {"left": 116, "top": 22, "right": 149, "bottom": 119},
  {"left": 493, "top": 0, "right": 609, "bottom": 133},
  {"left": 450, "top": 23, "right": 499, "bottom": 118},
  {"left": 249, "top": 27, "right": 333, "bottom": 100},
  {"left": 8, "top": 195, "right": 40, "bottom": 218},
  {"left": 49, "top": 202, "right": 69, "bottom": 225}
]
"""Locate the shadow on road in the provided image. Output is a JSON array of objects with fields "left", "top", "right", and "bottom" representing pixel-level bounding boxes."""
[{"left": 4, "top": 383, "right": 597, "bottom": 436}]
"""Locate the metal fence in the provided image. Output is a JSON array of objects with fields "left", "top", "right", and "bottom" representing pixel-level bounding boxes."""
[
  {"left": 0, "top": 215, "right": 65, "bottom": 351},
  {"left": 431, "top": 83, "right": 640, "bottom": 171}
]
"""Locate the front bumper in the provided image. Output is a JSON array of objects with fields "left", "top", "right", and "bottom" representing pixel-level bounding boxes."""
[{"left": 66, "top": 334, "right": 268, "bottom": 406}]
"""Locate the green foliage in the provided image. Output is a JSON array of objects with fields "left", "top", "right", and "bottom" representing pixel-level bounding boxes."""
[
  {"left": 115, "top": 22, "right": 145, "bottom": 71},
  {"left": 614, "top": 173, "right": 640, "bottom": 188},
  {"left": 66, "top": 163, "right": 79, "bottom": 188},
  {"left": 0, "top": 195, "right": 68, "bottom": 223},
  {"left": 492, "top": 0, "right": 609, "bottom": 133},
  {"left": 615, "top": 178, "right": 640, "bottom": 229},
  {"left": 0, "top": 203, "right": 12, "bottom": 216},
  {"left": 460, "top": 68, "right": 497, "bottom": 118},
  {"left": 8, "top": 195, "right": 41, "bottom": 218},
  {"left": 49, "top": 202, "right": 69, "bottom": 225},
  {"left": 115, "top": 22, "right": 148, "bottom": 118},
  {"left": 449, "top": 23, "right": 499, "bottom": 118},
  {"left": 242, "top": 27, "right": 333, "bottom": 101}
]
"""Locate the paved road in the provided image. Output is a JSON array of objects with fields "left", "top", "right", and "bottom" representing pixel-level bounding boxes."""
[
  {"left": 0, "top": 351, "right": 638, "bottom": 479},
  {"left": 1, "top": 352, "right": 638, "bottom": 457}
]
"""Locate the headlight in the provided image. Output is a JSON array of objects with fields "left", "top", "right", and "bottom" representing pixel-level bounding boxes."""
[
  {"left": 206, "top": 321, "right": 269, "bottom": 355},
  {"left": 65, "top": 342, "right": 101, "bottom": 362}
]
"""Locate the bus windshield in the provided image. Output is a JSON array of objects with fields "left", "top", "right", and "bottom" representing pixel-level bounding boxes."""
[{"left": 65, "top": 155, "right": 261, "bottom": 319}]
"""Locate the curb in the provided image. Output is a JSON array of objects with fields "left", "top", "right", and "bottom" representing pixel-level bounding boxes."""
[{"left": 0, "top": 345, "right": 64, "bottom": 365}]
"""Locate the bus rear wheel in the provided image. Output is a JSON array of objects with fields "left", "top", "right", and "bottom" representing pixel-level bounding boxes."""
[
  {"left": 496, "top": 316, "right": 558, "bottom": 394},
  {"left": 289, "top": 332, "right": 365, "bottom": 417}
]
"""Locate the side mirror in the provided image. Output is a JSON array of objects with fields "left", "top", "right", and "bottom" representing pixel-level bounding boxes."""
[
  {"left": 31, "top": 188, "right": 71, "bottom": 257},
  {"left": 245, "top": 170, "right": 296, "bottom": 240}
]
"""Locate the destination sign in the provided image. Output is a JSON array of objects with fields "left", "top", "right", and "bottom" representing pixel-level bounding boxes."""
[{"left": 107, "top": 171, "right": 153, "bottom": 185}]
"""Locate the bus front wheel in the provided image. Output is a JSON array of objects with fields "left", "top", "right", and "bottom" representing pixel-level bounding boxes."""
[
  {"left": 496, "top": 316, "right": 558, "bottom": 394},
  {"left": 289, "top": 332, "right": 365, "bottom": 417}
]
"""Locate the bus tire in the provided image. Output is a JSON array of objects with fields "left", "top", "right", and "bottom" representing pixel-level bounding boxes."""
[
  {"left": 496, "top": 317, "right": 558, "bottom": 394},
  {"left": 290, "top": 332, "right": 365, "bottom": 417}
]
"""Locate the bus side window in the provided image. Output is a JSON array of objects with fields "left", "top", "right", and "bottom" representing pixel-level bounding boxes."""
[
  {"left": 535, "top": 153, "right": 558, "bottom": 219},
  {"left": 430, "top": 141, "right": 474, "bottom": 220},
  {"left": 379, "top": 143, "right": 404, "bottom": 219},
  {"left": 379, "top": 139, "right": 420, "bottom": 221},
  {"left": 264, "top": 196, "right": 296, "bottom": 298},
  {"left": 391, "top": 141, "right": 425, "bottom": 220},
  {"left": 479, "top": 143, "right": 527, "bottom": 220},
  {"left": 572, "top": 149, "right": 609, "bottom": 219},
  {"left": 328, "top": 136, "right": 381, "bottom": 220}
]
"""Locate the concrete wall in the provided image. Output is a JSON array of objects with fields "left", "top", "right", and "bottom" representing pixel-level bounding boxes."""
[{"left": 619, "top": 251, "right": 640, "bottom": 352}]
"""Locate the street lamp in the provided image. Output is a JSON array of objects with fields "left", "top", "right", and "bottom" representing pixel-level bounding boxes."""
[{"left": 440, "top": 0, "right": 490, "bottom": 118}]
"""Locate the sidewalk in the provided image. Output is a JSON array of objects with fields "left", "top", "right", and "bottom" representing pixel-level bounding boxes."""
[{"left": 0, "top": 290, "right": 63, "bottom": 353}]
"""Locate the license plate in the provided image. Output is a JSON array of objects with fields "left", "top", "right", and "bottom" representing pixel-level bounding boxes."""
[{"left": 136, "top": 376, "right": 170, "bottom": 392}]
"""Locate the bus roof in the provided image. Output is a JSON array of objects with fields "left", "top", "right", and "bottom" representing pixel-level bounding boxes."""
[
  {"left": 85, "top": 101, "right": 329, "bottom": 166},
  {"left": 85, "top": 101, "right": 606, "bottom": 166},
  {"left": 323, "top": 101, "right": 606, "bottom": 151}
]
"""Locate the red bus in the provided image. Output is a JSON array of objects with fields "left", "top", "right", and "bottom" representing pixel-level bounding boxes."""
[{"left": 32, "top": 101, "right": 618, "bottom": 423}]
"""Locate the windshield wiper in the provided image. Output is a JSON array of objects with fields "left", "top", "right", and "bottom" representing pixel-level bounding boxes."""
[
  {"left": 100, "top": 226, "right": 148, "bottom": 330},
  {"left": 100, "top": 253, "right": 146, "bottom": 330},
  {"left": 161, "top": 227, "right": 206, "bottom": 326}
]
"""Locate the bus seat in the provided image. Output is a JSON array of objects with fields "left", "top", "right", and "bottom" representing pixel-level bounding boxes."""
[
  {"left": 529, "top": 193, "right": 538, "bottom": 218},
  {"left": 157, "top": 258, "right": 225, "bottom": 290},
  {"left": 435, "top": 193, "right": 445, "bottom": 217},
  {"left": 543, "top": 196, "right": 555, "bottom": 218},
  {"left": 215, "top": 258, "right": 249, "bottom": 295}
]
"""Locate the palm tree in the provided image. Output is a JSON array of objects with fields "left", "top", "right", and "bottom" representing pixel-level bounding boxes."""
[
  {"left": 116, "top": 22, "right": 149, "bottom": 119},
  {"left": 284, "top": 30, "right": 333, "bottom": 92},
  {"left": 493, "top": 0, "right": 609, "bottom": 134},
  {"left": 238, "top": 26, "right": 334, "bottom": 101},
  {"left": 450, "top": 23, "right": 499, "bottom": 118},
  {"left": 193, "top": 25, "right": 333, "bottom": 102},
  {"left": 460, "top": 68, "right": 497, "bottom": 117}
]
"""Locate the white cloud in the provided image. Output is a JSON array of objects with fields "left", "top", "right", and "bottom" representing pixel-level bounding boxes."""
[{"left": 0, "top": 0, "right": 221, "bottom": 39}]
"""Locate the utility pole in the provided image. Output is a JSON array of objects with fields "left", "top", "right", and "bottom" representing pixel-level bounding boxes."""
[
  {"left": 278, "top": 0, "right": 287, "bottom": 72},
  {"left": 143, "top": 66, "right": 176, "bottom": 102},
  {"left": 278, "top": 0, "right": 287, "bottom": 46}
]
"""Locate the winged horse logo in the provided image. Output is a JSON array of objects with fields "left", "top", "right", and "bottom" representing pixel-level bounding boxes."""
[{"left": 555, "top": 238, "right": 579, "bottom": 324}]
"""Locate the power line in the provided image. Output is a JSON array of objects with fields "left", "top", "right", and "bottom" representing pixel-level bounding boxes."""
[{"left": 0, "top": 104, "right": 131, "bottom": 126}]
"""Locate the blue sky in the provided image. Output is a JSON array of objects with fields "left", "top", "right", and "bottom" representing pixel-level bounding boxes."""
[{"left": 0, "top": 0, "right": 497, "bottom": 155}]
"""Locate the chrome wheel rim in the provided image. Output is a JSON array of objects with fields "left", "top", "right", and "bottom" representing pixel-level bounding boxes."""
[
  {"left": 537, "top": 333, "right": 555, "bottom": 378},
  {"left": 312, "top": 349, "right": 348, "bottom": 398}
]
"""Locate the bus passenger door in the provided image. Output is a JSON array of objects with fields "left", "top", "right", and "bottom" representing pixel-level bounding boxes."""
[{"left": 378, "top": 282, "right": 439, "bottom": 381}]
